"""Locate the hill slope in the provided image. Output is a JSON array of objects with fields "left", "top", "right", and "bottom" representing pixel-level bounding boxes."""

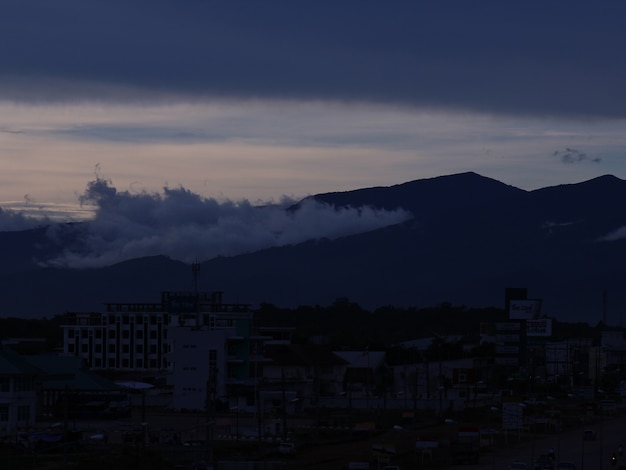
[{"left": 1, "top": 172, "right": 626, "bottom": 323}]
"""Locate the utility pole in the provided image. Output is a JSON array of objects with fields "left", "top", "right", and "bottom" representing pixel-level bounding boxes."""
[
  {"left": 192, "top": 260, "right": 200, "bottom": 293},
  {"left": 413, "top": 367, "right": 419, "bottom": 423},
  {"left": 281, "top": 368, "right": 287, "bottom": 440},
  {"left": 205, "top": 367, "right": 216, "bottom": 467}
]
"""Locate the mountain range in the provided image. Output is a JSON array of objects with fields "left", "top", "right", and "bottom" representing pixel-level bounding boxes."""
[{"left": 2, "top": 172, "right": 626, "bottom": 324}]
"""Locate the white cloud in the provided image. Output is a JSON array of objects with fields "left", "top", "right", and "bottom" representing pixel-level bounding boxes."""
[
  {"left": 43, "top": 177, "right": 412, "bottom": 268},
  {"left": 598, "top": 227, "right": 626, "bottom": 242}
]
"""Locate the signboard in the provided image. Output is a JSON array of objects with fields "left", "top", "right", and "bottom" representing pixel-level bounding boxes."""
[
  {"left": 502, "top": 402, "right": 524, "bottom": 430},
  {"left": 509, "top": 299, "right": 542, "bottom": 320},
  {"left": 495, "top": 345, "right": 520, "bottom": 354},
  {"left": 348, "top": 463, "right": 370, "bottom": 469},
  {"left": 416, "top": 437, "right": 439, "bottom": 448},
  {"left": 496, "top": 322, "right": 521, "bottom": 331},
  {"left": 495, "top": 357, "right": 519, "bottom": 366},
  {"left": 496, "top": 334, "right": 520, "bottom": 343},
  {"left": 526, "top": 319, "right": 552, "bottom": 337},
  {"left": 167, "top": 294, "right": 198, "bottom": 313}
]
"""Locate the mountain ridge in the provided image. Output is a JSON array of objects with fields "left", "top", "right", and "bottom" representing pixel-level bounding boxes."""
[{"left": 1, "top": 172, "right": 625, "bottom": 324}]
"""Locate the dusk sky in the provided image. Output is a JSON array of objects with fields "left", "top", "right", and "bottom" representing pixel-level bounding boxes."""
[{"left": 2, "top": 1, "right": 626, "bottom": 227}]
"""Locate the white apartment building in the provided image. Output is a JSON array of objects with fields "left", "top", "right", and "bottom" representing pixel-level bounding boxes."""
[
  {"left": 61, "top": 290, "right": 283, "bottom": 411},
  {"left": 168, "top": 305, "right": 265, "bottom": 410},
  {"left": 61, "top": 291, "right": 251, "bottom": 373}
]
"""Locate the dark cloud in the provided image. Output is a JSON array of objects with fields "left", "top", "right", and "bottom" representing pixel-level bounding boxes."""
[
  {"left": 41, "top": 176, "right": 411, "bottom": 268},
  {"left": 1, "top": 1, "right": 625, "bottom": 117},
  {"left": 554, "top": 148, "right": 602, "bottom": 164}
]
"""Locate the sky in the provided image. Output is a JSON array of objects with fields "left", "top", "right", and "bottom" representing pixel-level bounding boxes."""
[{"left": 1, "top": 1, "right": 626, "bottom": 253}]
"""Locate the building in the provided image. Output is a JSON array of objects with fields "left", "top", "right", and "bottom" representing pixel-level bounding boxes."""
[
  {"left": 0, "top": 345, "right": 38, "bottom": 433},
  {"left": 61, "top": 290, "right": 250, "bottom": 373},
  {"left": 24, "top": 355, "right": 128, "bottom": 421},
  {"left": 61, "top": 290, "right": 286, "bottom": 412},
  {"left": 262, "top": 344, "right": 348, "bottom": 412},
  {"left": 168, "top": 304, "right": 260, "bottom": 411}
]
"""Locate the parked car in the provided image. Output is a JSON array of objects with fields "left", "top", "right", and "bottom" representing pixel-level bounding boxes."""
[
  {"left": 534, "top": 454, "right": 555, "bottom": 470},
  {"left": 556, "top": 462, "right": 576, "bottom": 470},
  {"left": 278, "top": 441, "right": 295, "bottom": 456},
  {"left": 509, "top": 462, "right": 529, "bottom": 470},
  {"left": 583, "top": 429, "right": 597, "bottom": 441}
]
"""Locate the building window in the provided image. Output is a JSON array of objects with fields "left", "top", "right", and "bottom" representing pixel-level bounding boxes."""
[
  {"left": 108, "top": 344, "right": 115, "bottom": 353},
  {"left": 67, "top": 344, "right": 75, "bottom": 353},
  {"left": 108, "top": 359, "right": 116, "bottom": 368},
  {"left": 136, "top": 345, "right": 143, "bottom": 353},
  {"left": 81, "top": 344, "right": 88, "bottom": 353},
  {"left": 122, "top": 345, "right": 130, "bottom": 354},
  {"left": 122, "top": 359, "right": 129, "bottom": 368},
  {"left": 15, "top": 378, "right": 33, "bottom": 392},
  {"left": 0, "top": 378, "right": 10, "bottom": 392},
  {"left": 0, "top": 405, "right": 8, "bottom": 422},
  {"left": 136, "top": 359, "right": 143, "bottom": 368},
  {"left": 17, "top": 405, "right": 30, "bottom": 422},
  {"left": 136, "top": 330, "right": 144, "bottom": 339},
  {"left": 109, "top": 330, "right": 116, "bottom": 339},
  {"left": 122, "top": 330, "right": 130, "bottom": 339},
  {"left": 209, "top": 349, "right": 217, "bottom": 375},
  {"left": 95, "top": 329, "right": 102, "bottom": 339}
]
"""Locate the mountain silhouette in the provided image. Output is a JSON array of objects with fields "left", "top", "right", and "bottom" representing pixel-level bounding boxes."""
[{"left": 1, "top": 172, "right": 625, "bottom": 324}]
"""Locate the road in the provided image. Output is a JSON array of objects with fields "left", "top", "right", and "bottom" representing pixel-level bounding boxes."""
[{"left": 477, "top": 415, "right": 626, "bottom": 470}]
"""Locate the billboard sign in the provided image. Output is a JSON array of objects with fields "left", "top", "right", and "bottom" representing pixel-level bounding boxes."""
[
  {"left": 526, "top": 319, "right": 552, "bottom": 337},
  {"left": 502, "top": 402, "right": 524, "bottom": 430},
  {"left": 496, "top": 334, "right": 520, "bottom": 343},
  {"left": 167, "top": 294, "right": 199, "bottom": 313},
  {"left": 496, "top": 322, "right": 521, "bottom": 331},
  {"left": 509, "top": 299, "right": 542, "bottom": 319},
  {"left": 495, "top": 345, "right": 520, "bottom": 355}
]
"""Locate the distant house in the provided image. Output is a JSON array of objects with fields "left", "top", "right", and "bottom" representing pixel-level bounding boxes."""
[
  {"left": 23, "top": 355, "right": 127, "bottom": 421},
  {"left": 0, "top": 345, "right": 39, "bottom": 433},
  {"left": 262, "top": 344, "right": 348, "bottom": 412},
  {"left": 335, "top": 350, "right": 388, "bottom": 398}
]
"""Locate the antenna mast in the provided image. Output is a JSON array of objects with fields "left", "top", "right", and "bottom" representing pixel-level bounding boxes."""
[{"left": 192, "top": 260, "right": 200, "bottom": 293}]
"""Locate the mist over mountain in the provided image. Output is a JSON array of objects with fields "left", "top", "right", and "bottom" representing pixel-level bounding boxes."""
[{"left": 2, "top": 172, "right": 626, "bottom": 324}]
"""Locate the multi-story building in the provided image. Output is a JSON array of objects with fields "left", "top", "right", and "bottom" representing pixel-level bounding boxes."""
[
  {"left": 0, "top": 346, "right": 38, "bottom": 433},
  {"left": 61, "top": 290, "right": 281, "bottom": 411},
  {"left": 61, "top": 290, "right": 251, "bottom": 373}
]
